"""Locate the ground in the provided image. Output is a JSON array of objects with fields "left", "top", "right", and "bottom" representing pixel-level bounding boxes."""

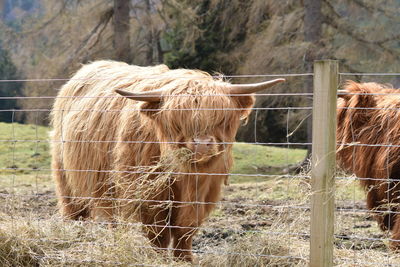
[{"left": 0, "top": 122, "right": 399, "bottom": 266}]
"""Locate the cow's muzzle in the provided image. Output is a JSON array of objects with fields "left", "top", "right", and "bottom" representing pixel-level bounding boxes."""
[{"left": 186, "top": 136, "right": 218, "bottom": 160}]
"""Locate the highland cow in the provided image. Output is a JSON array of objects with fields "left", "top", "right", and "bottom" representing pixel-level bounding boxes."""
[
  {"left": 337, "top": 80, "right": 400, "bottom": 250},
  {"left": 50, "top": 60, "right": 284, "bottom": 261}
]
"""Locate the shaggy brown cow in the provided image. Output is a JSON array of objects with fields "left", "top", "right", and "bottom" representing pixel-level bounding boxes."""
[
  {"left": 51, "top": 60, "right": 284, "bottom": 261},
  {"left": 337, "top": 80, "right": 400, "bottom": 250}
]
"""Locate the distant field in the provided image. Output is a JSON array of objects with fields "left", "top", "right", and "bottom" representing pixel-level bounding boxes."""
[
  {"left": 232, "top": 143, "right": 306, "bottom": 183},
  {"left": 0, "top": 122, "right": 307, "bottom": 183},
  {"left": 0, "top": 122, "right": 50, "bottom": 175}
]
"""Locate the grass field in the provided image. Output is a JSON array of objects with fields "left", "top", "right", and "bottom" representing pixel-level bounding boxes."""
[
  {"left": 0, "top": 122, "right": 306, "bottom": 181},
  {"left": 0, "top": 122, "right": 399, "bottom": 266},
  {"left": 0, "top": 122, "right": 50, "bottom": 175}
]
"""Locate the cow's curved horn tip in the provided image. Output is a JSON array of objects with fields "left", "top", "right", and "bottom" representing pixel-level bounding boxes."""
[{"left": 115, "top": 89, "right": 125, "bottom": 95}]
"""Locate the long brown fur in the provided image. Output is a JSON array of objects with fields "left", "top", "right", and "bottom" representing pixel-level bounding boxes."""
[
  {"left": 337, "top": 80, "right": 400, "bottom": 250},
  {"left": 50, "top": 60, "right": 255, "bottom": 261}
]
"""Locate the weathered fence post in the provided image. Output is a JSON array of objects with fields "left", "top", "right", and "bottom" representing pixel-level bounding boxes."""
[{"left": 310, "top": 60, "right": 338, "bottom": 267}]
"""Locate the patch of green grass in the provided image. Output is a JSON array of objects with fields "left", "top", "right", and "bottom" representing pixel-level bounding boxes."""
[
  {"left": 231, "top": 143, "right": 307, "bottom": 183},
  {"left": 0, "top": 122, "right": 307, "bottom": 184},
  {"left": 0, "top": 122, "right": 51, "bottom": 175},
  {"left": 336, "top": 179, "right": 365, "bottom": 203}
]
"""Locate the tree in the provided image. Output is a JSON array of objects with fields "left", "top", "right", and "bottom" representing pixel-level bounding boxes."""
[
  {"left": 1, "top": 0, "right": 400, "bottom": 132},
  {"left": 0, "top": 0, "right": 5, "bottom": 19},
  {"left": 301, "top": 0, "right": 323, "bottom": 168},
  {"left": 0, "top": 45, "right": 23, "bottom": 122},
  {"left": 113, "top": 0, "right": 131, "bottom": 62}
]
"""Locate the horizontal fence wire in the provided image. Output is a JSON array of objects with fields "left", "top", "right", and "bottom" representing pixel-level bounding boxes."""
[
  {"left": 0, "top": 73, "right": 313, "bottom": 83},
  {"left": 0, "top": 91, "right": 398, "bottom": 100},
  {"left": 31, "top": 245, "right": 307, "bottom": 263},
  {"left": 3, "top": 223, "right": 398, "bottom": 245},
  {"left": 1, "top": 71, "right": 400, "bottom": 84},
  {"left": 0, "top": 193, "right": 310, "bottom": 211},
  {"left": 0, "top": 139, "right": 312, "bottom": 148},
  {"left": 340, "top": 73, "right": 400, "bottom": 76},
  {"left": 3, "top": 232, "right": 397, "bottom": 250},
  {"left": 0, "top": 107, "right": 312, "bottom": 112},
  {"left": 336, "top": 259, "right": 400, "bottom": 267},
  {"left": 2, "top": 106, "right": 400, "bottom": 112},
  {"left": 5, "top": 171, "right": 398, "bottom": 184},
  {"left": 2, "top": 137, "right": 400, "bottom": 148},
  {"left": 35, "top": 257, "right": 165, "bottom": 267},
  {"left": 3, "top": 190, "right": 400, "bottom": 216},
  {"left": 0, "top": 93, "right": 314, "bottom": 99},
  {"left": 0, "top": 172, "right": 307, "bottom": 181},
  {"left": 0, "top": 167, "right": 309, "bottom": 178},
  {"left": 0, "top": 221, "right": 311, "bottom": 239}
]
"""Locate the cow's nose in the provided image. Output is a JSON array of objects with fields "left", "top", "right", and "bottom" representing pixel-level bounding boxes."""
[
  {"left": 192, "top": 136, "right": 216, "bottom": 154},
  {"left": 193, "top": 136, "right": 215, "bottom": 145}
]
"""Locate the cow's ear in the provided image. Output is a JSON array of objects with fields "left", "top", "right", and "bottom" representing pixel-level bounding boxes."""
[
  {"left": 337, "top": 92, "right": 351, "bottom": 102},
  {"left": 139, "top": 101, "right": 162, "bottom": 118},
  {"left": 341, "top": 81, "right": 376, "bottom": 106},
  {"left": 337, "top": 97, "right": 347, "bottom": 118},
  {"left": 340, "top": 89, "right": 376, "bottom": 128},
  {"left": 233, "top": 95, "right": 255, "bottom": 120}
]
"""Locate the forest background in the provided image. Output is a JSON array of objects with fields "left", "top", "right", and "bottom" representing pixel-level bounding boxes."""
[{"left": 0, "top": 0, "right": 399, "bottom": 145}]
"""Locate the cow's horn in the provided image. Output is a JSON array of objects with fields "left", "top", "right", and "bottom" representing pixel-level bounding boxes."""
[
  {"left": 228, "top": 78, "right": 285, "bottom": 94},
  {"left": 115, "top": 88, "right": 165, "bottom": 102}
]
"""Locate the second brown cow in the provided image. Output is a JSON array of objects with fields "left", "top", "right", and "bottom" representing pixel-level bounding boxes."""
[{"left": 337, "top": 80, "right": 400, "bottom": 250}]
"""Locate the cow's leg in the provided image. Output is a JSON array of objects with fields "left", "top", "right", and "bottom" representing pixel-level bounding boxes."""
[
  {"left": 385, "top": 169, "right": 400, "bottom": 231},
  {"left": 171, "top": 226, "right": 197, "bottom": 261},
  {"left": 147, "top": 226, "right": 172, "bottom": 249},
  {"left": 366, "top": 183, "right": 392, "bottom": 231},
  {"left": 170, "top": 176, "right": 222, "bottom": 261},
  {"left": 91, "top": 198, "right": 114, "bottom": 223},
  {"left": 389, "top": 214, "right": 400, "bottom": 250},
  {"left": 52, "top": 155, "right": 89, "bottom": 220},
  {"left": 388, "top": 179, "right": 400, "bottom": 250},
  {"left": 90, "top": 183, "right": 115, "bottom": 223},
  {"left": 170, "top": 204, "right": 205, "bottom": 262},
  {"left": 374, "top": 180, "right": 400, "bottom": 232},
  {"left": 143, "top": 207, "right": 172, "bottom": 251}
]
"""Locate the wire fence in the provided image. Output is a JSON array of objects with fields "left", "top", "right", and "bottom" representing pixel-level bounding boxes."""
[{"left": 1, "top": 61, "right": 400, "bottom": 266}]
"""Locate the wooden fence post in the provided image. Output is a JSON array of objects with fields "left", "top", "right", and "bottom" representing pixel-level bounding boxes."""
[{"left": 310, "top": 60, "right": 338, "bottom": 267}]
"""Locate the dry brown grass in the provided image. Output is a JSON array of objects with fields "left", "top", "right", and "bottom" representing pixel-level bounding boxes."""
[
  {"left": 0, "top": 217, "right": 183, "bottom": 266},
  {"left": 1, "top": 164, "right": 400, "bottom": 266}
]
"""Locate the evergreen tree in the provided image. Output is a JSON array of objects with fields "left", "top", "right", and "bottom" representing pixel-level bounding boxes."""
[{"left": 0, "top": 45, "right": 23, "bottom": 122}]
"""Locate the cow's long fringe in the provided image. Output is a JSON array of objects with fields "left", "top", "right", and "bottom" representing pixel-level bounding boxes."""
[{"left": 115, "top": 148, "right": 192, "bottom": 220}]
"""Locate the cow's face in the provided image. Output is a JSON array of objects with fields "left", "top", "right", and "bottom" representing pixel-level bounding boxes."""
[
  {"left": 116, "top": 78, "right": 285, "bottom": 164},
  {"left": 140, "top": 90, "right": 255, "bottom": 164}
]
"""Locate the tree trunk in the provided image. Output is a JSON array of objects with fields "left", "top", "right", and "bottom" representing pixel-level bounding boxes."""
[
  {"left": 143, "top": 0, "right": 153, "bottom": 65},
  {"left": 113, "top": 0, "right": 131, "bottom": 63},
  {"left": 301, "top": 0, "right": 323, "bottom": 170},
  {"left": 304, "top": 0, "right": 322, "bottom": 43},
  {"left": 0, "top": 0, "right": 5, "bottom": 19},
  {"left": 156, "top": 32, "right": 164, "bottom": 64}
]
